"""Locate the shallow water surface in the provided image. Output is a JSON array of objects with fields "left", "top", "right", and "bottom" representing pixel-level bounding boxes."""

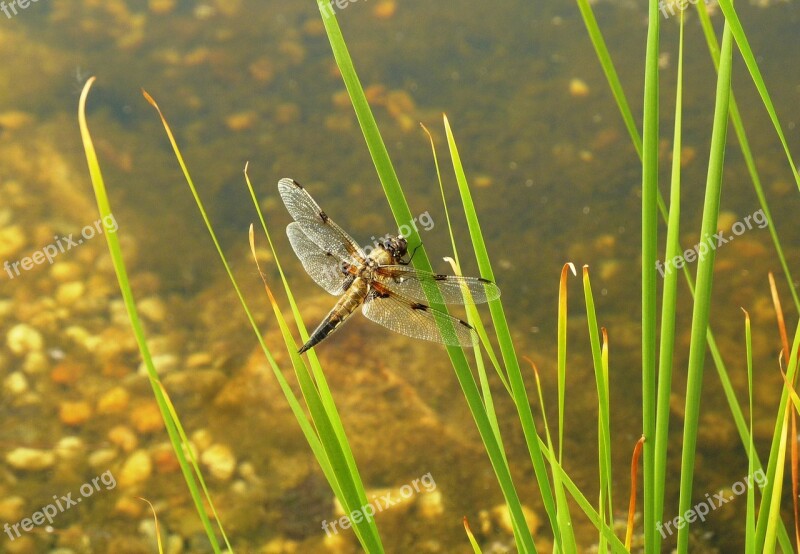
[{"left": 0, "top": 0, "right": 799, "bottom": 551}]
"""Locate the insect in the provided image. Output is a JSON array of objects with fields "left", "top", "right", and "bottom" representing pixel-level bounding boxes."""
[{"left": 279, "top": 178, "right": 501, "bottom": 353}]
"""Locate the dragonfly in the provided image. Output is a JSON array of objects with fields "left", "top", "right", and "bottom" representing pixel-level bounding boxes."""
[{"left": 278, "top": 178, "right": 501, "bottom": 353}]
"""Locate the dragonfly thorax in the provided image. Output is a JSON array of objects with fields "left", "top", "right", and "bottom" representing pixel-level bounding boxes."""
[
  {"left": 382, "top": 235, "right": 408, "bottom": 259},
  {"left": 365, "top": 243, "right": 399, "bottom": 267}
]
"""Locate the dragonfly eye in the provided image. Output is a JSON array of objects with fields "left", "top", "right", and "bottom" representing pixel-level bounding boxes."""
[{"left": 384, "top": 235, "right": 408, "bottom": 257}]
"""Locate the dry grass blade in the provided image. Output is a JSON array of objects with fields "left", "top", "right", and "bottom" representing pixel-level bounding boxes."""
[
  {"left": 794, "top": 408, "right": 799, "bottom": 552},
  {"left": 463, "top": 516, "right": 483, "bottom": 553},
  {"left": 558, "top": 263, "right": 577, "bottom": 462},
  {"left": 626, "top": 436, "right": 645, "bottom": 550},
  {"left": 137, "top": 497, "right": 164, "bottom": 554},
  {"left": 768, "top": 272, "right": 800, "bottom": 549},
  {"left": 769, "top": 272, "right": 790, "bottom": 359},
  {"left": 248, "top": 225, "right": 282, "bottom": 325}
]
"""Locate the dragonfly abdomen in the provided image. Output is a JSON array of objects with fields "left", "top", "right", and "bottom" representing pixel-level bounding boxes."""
[{"left": 298, "top": 278, "right": 369, "bottom": 353}]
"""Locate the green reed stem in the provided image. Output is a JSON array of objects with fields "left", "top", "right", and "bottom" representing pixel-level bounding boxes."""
[{"left": 675, "top": 20, "right": 732, "bottom": 552}]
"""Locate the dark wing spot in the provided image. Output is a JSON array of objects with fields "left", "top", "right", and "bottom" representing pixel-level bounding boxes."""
[
  {"left": 411, "top": 302, "right": 429, "bottom": 311},
  {"left": 291, "top": 179, "right": 304, "bottom": 189},
  {"left": 478, "top": 277, "right": 493, "bottom": 284},
  {"left": 344, "top": 263, "right": 359, "bottom": 275},
  {"left": 458, "top": 318, "right": 475, "bottom": 330},
  {"left": 369, "top": 282, "right": 394, "bottom": 299},
  {"left": 319, "top": 210, "right": 329, "bottom": 223},
  {"left": 434, "top": 274, "right": 448, "bottom": 281}
]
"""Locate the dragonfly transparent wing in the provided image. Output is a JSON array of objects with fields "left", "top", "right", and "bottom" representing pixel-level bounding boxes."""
[
  {"left": 362, "top": 288, "right": 477, "bottom": 347},
  {"left": 374, "top": 265, "right": 500, "bottom": 304},
  {"left": 286, "top": 222, "right": 354, "bottom": 296},
  {"left": 278, "top": 178, "right": 366, "bottom": 265}
]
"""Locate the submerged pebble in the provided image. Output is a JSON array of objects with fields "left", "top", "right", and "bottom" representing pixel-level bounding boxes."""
[
  {"left": 152, "top": 443, "right": 179, "bottom": 474},
  {"left": 108, "top": 425, "right": 138, "bottom": 452},
  {"left": 201, "top": 443, "right": 236, "bottom": 481},
  {"left": 50, "top": 261, "right": 84, "bottom": 282},
  {"left": 569, "top": 78, "right": 590, "bottom": 97},
  {"left": 64, "top": 325, "right": 95, "bottom": 351},
  {"left": 225, "top": 111, "right": 258, "bottom": 131},
  {"left": 323, "top": 532, "right": 349, "bottom": 552},
  {"left": 249, "top": 57, "right": 275, "bottom": 83},
  {"left": 274, "top": 103, "right": 300, "bottom": 125},
  {"left": 191, "top": 429, "right": 213, "bottom": 451},
  {"left": 373, "top": 0, "right": 397, "bottom": 19},
  {"left": 0, "top": 111, "right": 33, "bottom": 131},
  {"left": 262, "top": 537, "right": 300, "bottom": 553},
  {"left": 55, "top": 436, "right": 86, "bottom": 461},
  {"left": 22, "top": 351, "right": 49, "bottom": 374},
  {"left": 114, "top": 496, "right": 144, "bottom": 518},
  {"left": 118, "top": 450, "right": 153, "bottom": 488},
  {"left": 473, "top": 174, "right": 493, "bottom": 188},
  {"left": 417, "top": 489, "right": 444, "bottom": 519},
  {"left": 717, "top": 210, "right": 738, "bottom": 233},
  {"left": 6, "top": 447, "right": 56, "bottom": 470},
  {"left": 59, "top": 400, "right": 93, "bottom": 426},
  {"left": 131, "top": 403, "right": 164, "bottom": 434},
  {"left": 137, "top": 296, "right": 168, "bottom": 323},
  {"left": 97, "top": 386, "right": 130, "bottom": 413},
  {"left": 0, "top": 299, "right": 14, "bottom": 321},
  {"left": 0, "top": 496, "right": 25, "bottom": 522},
  {"left": 185, "top": 351, "right": 212, "bottom": 368},
  {"left": 55, "top": 281, "right": 86, "bottom": 306},
  {"left": 50, "top": 361, "right": 85, "bottom": 385},
  {"left": 148, "top": 0, "right": 176, "bottom": 14},
  {"left": 0, "top": 225, "right": 26, "bottom": 260},
  {"left": 138, "top": 353, "right": 178, "bottom": 375},
  {"left": 490, "top": 503, "right": 541, "bottom": 535},
  {"left": 7, "top": 323, "right": 43, "bottom": 355},
  {"left": 88, "top": 448, "right": 118, "bottom": 468},
  {"left": 3, "top": 371, "right": 28, "bottom": 395}
]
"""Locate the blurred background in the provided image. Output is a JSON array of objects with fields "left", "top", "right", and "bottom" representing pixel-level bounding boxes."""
[{"left": 0, "top": 0, "right": 798, "bottom": 551}]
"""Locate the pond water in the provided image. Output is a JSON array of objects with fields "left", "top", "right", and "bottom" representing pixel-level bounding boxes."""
[{"left": 0, "top": 0, "right": 798, "bottom": 551}]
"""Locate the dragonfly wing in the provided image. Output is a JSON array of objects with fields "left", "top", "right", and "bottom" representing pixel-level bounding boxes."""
[
  {"left": 375, "top": 265, "right": 501, "bottom": 304},
  {"left": 278, "top": 178, "right": 366, "bottom": 264},
  {"left": 286, "top": 223, "right": 353, "bottom": 295},
  {"left": 362, "top": 288, "right": 477, "bottom": 347}
]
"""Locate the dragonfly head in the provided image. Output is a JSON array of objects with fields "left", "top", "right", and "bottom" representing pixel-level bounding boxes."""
[{"left": 382, "top": 235, "right": 408, "bottom": 259}]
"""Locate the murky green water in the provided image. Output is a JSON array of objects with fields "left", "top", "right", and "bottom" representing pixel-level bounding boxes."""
[{"left": 1, "top": 0, "right": 799, "bottom": 551}]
